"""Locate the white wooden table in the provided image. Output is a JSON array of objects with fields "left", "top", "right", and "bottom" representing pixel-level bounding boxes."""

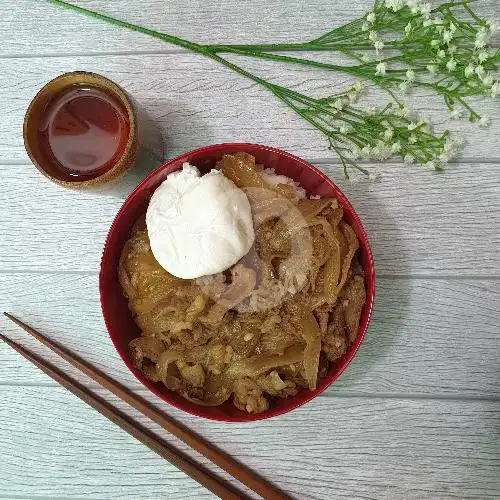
[{"left": 1, "top": 1, "right": 499, "bottom": 498}]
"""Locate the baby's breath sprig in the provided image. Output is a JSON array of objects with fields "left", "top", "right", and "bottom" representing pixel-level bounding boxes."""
[
  {"left": 48, "top": 0, "right": 466, "bottom": 177},
  {"left": 208, "top": 1, "right": 499, "bottom": 122},
  {"left": 270, "top": 81, "right": 461, "bottom": 177}
]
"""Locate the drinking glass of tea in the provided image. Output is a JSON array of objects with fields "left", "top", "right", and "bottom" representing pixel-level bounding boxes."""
[{"left": 24, "top": 71, "right": 164, "bottom": 194}]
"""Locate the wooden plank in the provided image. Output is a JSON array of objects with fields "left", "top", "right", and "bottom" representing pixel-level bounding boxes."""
[
  {"left": 0, "top": 53, "right": 499, "bottom": 163},
  {"left": 3, "top": 0, "right": 498, "bottom": 56},
  {"left": 0, "top": 162, "right": 498, "bottom": 275},
  {"left": 1, "top": 274, "right": 499, "bottom": 397},
  {"left": 1, "top": 386, "right": 499, "bottom": 499}
]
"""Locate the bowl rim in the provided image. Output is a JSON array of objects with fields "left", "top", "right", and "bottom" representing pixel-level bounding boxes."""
[{"left": 100, "top": 142, "right": 375, "bottom": 422}]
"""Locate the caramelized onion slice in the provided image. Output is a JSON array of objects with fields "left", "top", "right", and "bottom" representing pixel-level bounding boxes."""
[
  {"left": 218, "top": 153, "right": 269, "bottom": 189},
  {"left": 200, "top": 264, "right": 256, "bottom": 327},
  {"left": 227, "top": 344, "right": 305, "bottom": 379},
  {"left": 156, "top": 349, "right": 185, "bottom": 381},
  {"left": 287, "top": 303, "right": 322, "bottom": 390},
  {"left": 336, "top": 222, "right": 360, "bottom": 295},
  {"left": 129, "top": 336, "right": 165, "bottom": 369}
]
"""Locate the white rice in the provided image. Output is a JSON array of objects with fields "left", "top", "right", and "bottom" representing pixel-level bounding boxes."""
[{"left": 262, "top": 168, "right": 307, "bottom": 200}]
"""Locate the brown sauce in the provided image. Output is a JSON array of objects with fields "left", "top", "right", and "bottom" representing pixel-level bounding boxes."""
[{"left": 37, "top": 85, "right": 130, "bottom": 180}]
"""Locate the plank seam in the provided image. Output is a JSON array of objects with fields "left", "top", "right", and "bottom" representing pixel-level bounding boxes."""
[{"left": 0, "top": 383, "right": 498, "bottom": 402}]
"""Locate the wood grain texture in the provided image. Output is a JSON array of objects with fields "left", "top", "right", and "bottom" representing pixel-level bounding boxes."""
[
  {"left": 1, "top": 53, "right": 499, "bottom": 163},
  {"left": 2, "top": 0, "right": 497, "bottom": 56},
  {"left": 2, "top": 0, "right": 369, "bottom": 56},
  {"left": 1, "top": 162, "right": 498, "bottom": 275},
  {"left": 2, "top": 0, "right": 500, "bottom": 498},
  {"left": 1, "top": 274, "right": 499, "bottom": 397},
  {"left": 1, "top": 386, "right": 499, "bottom": 499}
]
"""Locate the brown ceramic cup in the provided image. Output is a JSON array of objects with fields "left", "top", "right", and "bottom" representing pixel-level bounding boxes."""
[{"left": 23, "top": 71, "right": 163, "bottom": 193}]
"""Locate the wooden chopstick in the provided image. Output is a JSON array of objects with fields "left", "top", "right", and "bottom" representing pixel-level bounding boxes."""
[
  {"left": 0, "top": 332, "right": 243, "bottom": 500},
  {"left": 3, "top": 313, "right": 289, "bottom": 500}
]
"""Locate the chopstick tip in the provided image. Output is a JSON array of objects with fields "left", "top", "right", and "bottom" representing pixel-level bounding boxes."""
[{"left": 4, "top": 312, "right": 21, "bottom": 325}]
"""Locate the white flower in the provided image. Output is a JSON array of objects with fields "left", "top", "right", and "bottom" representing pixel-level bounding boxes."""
[
  {"left": 391, "top": 141, "right": 402, "bottom": 153},
  {"left": 373, "top": 141, "right": 393, "bottom": 160},
  {"left": 446, "top": 135, "right": 465, "bottom": 153},
  {"left": 362, "top": 22, "right": 370, "bottom": 32},
  {"left": 476, "top": 50, "right": 489, "bottom": 63},
  {"left": 419, "top": 120, "right": 431, "bottom": 133},
  {"left": 347, "top": 92, "right": 357, "bottom": 103},
  {"left": 486, "top": 19, "right": 498, "bottom": 34},
  {"left": 450, "top": 108, "right": 463, "bottom": 120},
  {"left": 339, "top": 124, "right": 350, "bottom": 134},
  {"left": 399, "top": 81, "right": 409, "bottom": 93},
  {"left": 353, "top": 81, "right": 364, "bottom": 92},
  {"left": 376, "top": 62, "right": 387, "bottom": 75},
  {"left": 475, "top": 27, "right": 490, "bottom": 48},
  {"left": 464, "top": 63, "right": 475, "bottom": 78},
  {"left": 406, "top": 0, "right": 420, "bottom": 15},
  {"left": 446, "top": 58, "right": 456, "bottom": 72},
  {"left": 395, "top": 105, "right": 411, "bottom": 118},
  {"left": 430, "top": 39, "right": 440, "bottom": 47},
  {"left": 449, "top": 22, "right": 457, "bottom": 34},
  {"left": 439, "top": 140, "right": 459, "bottom": 162},
  {"left": 482, "top": 74, "right": 494, "bottom": 87},
  {"left": 447, "top": 45, "right": 457, "bottom": 55},
  {"left": 478, "top": 116, "right": 491, "bottom": 128},
  {"left": 408, "top": 134, "right": 417, "bottom": 143},
  {"left": 361, "top": 146, "right": 372, "bottom": 159},
  {"left": 427, "top": 64, "right": 437, "bottom": 74},
  {"left": 419, "top": 3, "right": 431, "bottom": 18},
  {"left": 374, "top": 40, "right": 385, "bottom": 51},
  {"left": 474, "top": 38, "right": 487, "bottom": 49},
  {"left": 361, "top": 54, "right": 371, "bottom": 63},
  {"left": 491, "top": 81, "right": 499, "bottom": 98},
  {"left": 404, "top": 154, "right": 415, "bottom": 164},
  {"left": 405, "top": 22, "right": 413, "bottom": 35},
  {"left": 383, "top": 127, "right": 394, "bottom": 140},
  {"left": 408, "top": 122, "right": 419, "bottom": 131},
  {"left": 426, "top": 160, "right": 438, "bottom": 170},
  {"left": 475, "top": 65, "right": 485, "bottom": 78},
  {"left": 439, "top": 150, "right": 452, "bottom": 162},
  {"left": 437, "top": 49, "right": 446, "bottom": 59},
  {"left": 369, "top": 31, "right": 378, "bottom": 42},
  {"left": 333, "top": 99, "right": 344, "bottom": 111},
  {"left": 405, "top": 68, "right": 416, "bottom": 82},
  {"left": 386, "top": 0, "right": 404, "bottom": 11},
  {"left": 442, "top": 30, "right": 453, "bottom": 44},
  {"left": 423, "top": 19, "right": 433, "bottom": 27},
  {"left": 367, "top": 12, "right": 376, "bottom": 23}
]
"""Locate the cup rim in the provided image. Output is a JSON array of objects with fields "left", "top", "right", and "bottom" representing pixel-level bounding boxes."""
[
  {"left": 23, "top": 71, "right": 137, "bottom": 189},
  {"left": 100, "top": 143, "right": 375, "bottom": 422}
]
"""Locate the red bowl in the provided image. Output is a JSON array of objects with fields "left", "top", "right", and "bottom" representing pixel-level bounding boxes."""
[{"left": 100, "top": 143, "right": 375, "bottom": 421}]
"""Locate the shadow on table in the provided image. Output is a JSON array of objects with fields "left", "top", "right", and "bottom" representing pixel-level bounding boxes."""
[
  {"left": 95, "top": 100, "right": 216, "bottom": 199},
  {"left": 327, "top": 180, "right": 412, "bottom": 393}
]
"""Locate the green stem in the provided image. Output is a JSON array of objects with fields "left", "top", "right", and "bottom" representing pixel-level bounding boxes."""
[
  {"left": 46, "top": 0, "right": 461, "bottom": 174},
  {"left": 46, "top": 0, "right": 206, "bottom": 53},
  {"left": 46, "top": 1, "right": 278, "bottom": 92}
]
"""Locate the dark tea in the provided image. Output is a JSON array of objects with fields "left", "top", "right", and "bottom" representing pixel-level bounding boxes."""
[{"left": 37, "top": 85, "right": 130, "bottom": 181}]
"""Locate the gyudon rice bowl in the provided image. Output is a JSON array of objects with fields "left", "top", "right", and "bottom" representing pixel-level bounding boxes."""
[{"left": 116, "top": 151, "right": 369, "bottom": 417}]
